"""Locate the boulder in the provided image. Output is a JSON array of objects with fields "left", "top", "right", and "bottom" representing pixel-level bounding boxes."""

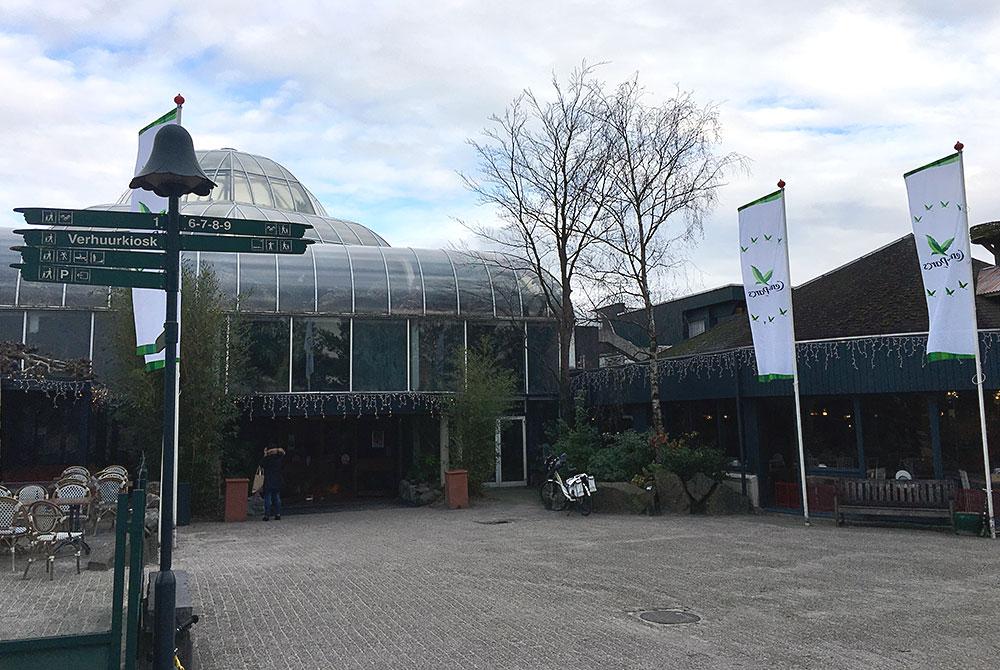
[
  {"left": 652, "top": 467, "right": 690, "bottom": 513},
  {"left": 400, "top": 479, "right": 441, "bottom": 506},
  {"left": 593, "top": 481, "right": 655, "bottom": 514}
]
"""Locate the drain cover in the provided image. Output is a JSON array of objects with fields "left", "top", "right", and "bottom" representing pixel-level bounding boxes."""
[
  {"left": 475, "top": 519, "right": 514, "bottom": 525},
  {"left": 638, "top": 610, "right": 700, "bottom": 625}
]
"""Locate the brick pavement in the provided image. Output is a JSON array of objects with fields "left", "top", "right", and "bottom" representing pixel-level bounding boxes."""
[
  {"left": 176, "top": 492, "right": 1000, "bottom": 670},
  {"left": 3, "top": 493, "right": 998, "bottom": 668}
]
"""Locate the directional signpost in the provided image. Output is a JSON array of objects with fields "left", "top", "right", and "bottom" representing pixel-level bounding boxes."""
[{"left": 12, "top": 123, "right": 316, "bottom": 670}]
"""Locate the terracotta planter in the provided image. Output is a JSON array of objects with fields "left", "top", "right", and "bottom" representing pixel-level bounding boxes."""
[
  {"left": 224, "top": 478, "right": 249, "bottom": 522},
  {"left": 444, "top": 469, "right": 469, "bottom": 509}
]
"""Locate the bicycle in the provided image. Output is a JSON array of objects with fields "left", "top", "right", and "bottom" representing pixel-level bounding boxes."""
[{"left": 540, "top": 453, "right": 596, "bottom": 516}]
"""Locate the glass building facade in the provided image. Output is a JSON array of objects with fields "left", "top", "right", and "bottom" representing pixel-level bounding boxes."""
[{"left": 0, "top": 149, "right": 560, "bottom": 494}]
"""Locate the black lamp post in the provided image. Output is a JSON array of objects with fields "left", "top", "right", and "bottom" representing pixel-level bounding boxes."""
[{"left": 129, "top": 122, "right": 214, "bottom": 670}]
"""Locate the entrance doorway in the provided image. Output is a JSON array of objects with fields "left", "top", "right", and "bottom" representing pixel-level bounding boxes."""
[{"left": 488, "top": 416, "right": 527, "bottom": 487}]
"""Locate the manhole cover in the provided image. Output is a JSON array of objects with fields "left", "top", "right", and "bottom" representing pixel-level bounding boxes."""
[
  {"left": 475, "top": 519, "right": 514, "bottom": 525},
  {"left": 638, "top": 610, "right": 701, "bottom": 625}
]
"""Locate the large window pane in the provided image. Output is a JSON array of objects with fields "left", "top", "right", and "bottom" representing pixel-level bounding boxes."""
[
  {"left": 239, "top": 317, "right": 289, "bottom": 393},
  {"left": 292, "top": 317, "right": 349, "bottom": 391},
  {"left": 938, "top": 391, "right": 983, "bottom": 478},
  {"left": 385, "top": 249, "right": 423, "bottom": 315},
  {"left": 315, "top": 246, "right": 353, "bottom": 314},
  {"left": 63, "top": 283, "right": 108, "bottom": 309},
  {"left": 17, "top": 272, "right": 63, "bottom": 307},
  {"left": 451, "top": 251, "right": 493, "bottom": 316},
  {"left": 0, "top": 240, "right": 19, "bottom": 306},
  {"left": 248, "top": 173, "right": 274, "bottom": 208},
  {"left": 352, "top": 319, "right": 406, "bottom": 391},
  {"left": 350, "top": 247, "right": 389, "bottom": 314},
  {"left": 91, "top": 311, "right": 121, "bottom": 381},
  {"left": 415, "top": 249, "right": 457, "bottom": 314},
  {"left": 527, "top": 323, "right": 559, "bottom": 394},
  {"left": 409, "top": 320, "right": 462, "bottom": 391},
  {"left": 25, "top": 310, "right": 91, "bottom": 362},
  {"left": 0, "top": 310, "right": 23, "bottom": 344},
  {"left": 802, "top": 396, "right": 858, "bottom": 470},
  {"left": 199, "top": 253, "right": 238, "bottom": 311},
  {"left": 467, "top": 322, "right": 525, "bottom": 391},
  {"left": 238, "top": 253, "right": 277, "bottom": 312},
  {"left": 862, "top": 394, "right": 933, "bottom": 478},
  {"left": 278, "top": 251, "right": 315, "bottom": 312},
  {"left": 488, "top": 263, "right": 522, "bottom": 318}
]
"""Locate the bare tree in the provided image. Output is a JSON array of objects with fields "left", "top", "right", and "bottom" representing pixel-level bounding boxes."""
[
  {"left": 592, "top": 78, "right": 745, "bottom": 435},
  {"left": 462, "top": 64, "right": 611, "bottom": 421}
]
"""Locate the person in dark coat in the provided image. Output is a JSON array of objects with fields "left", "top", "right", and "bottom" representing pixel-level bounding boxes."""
[{"left": 261, "top": 445, "right": 286, "bottom": 521}]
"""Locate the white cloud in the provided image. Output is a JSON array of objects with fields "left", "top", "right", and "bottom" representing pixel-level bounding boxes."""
[{"left": 3, "top": 0, "right": 1000, "bottom": 299}]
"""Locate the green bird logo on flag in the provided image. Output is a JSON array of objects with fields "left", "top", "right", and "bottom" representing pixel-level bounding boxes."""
[
  {"left": 926, "top": 235, "right": 954, "bottom": 256},
  {"left": 751, "top": 266, "right": 773, "bottom": 286}
]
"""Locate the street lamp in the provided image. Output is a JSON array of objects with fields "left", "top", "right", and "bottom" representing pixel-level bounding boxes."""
[{"left": 130, "top": 122, "right": 214, "bottom": 670}]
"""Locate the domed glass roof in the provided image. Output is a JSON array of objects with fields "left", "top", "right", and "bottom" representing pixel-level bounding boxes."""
[{"left": 96, "top": 149, "right": 389, "bottom": 247}]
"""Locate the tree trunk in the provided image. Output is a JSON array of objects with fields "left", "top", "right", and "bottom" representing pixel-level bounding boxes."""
[
  {"left": 646, "top": 304, "right": 664, "bottom": 435},
  {"left": 558, "top": 294, "right": 575, "bottom": 425}
]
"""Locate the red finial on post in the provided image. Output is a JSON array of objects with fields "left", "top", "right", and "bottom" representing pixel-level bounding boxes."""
[
  {"left": 174, "top": 93, "right": 185, "bottom": 106},
  {"left": 954, "top": 140, "right": 964, "bottom": 152},
  {"left": 777, "top": 179, "right": 786, "bottom": 189}
]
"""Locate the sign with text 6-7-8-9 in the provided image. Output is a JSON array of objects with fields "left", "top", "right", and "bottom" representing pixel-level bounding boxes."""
[
  {"left": 904, "top": 152, "right": 977, "bottom": 361},
  {"left": 738, "top": 189, "right": 795, "bottom": 382}
]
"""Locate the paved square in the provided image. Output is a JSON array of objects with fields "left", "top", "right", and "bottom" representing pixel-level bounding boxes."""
[{"left": 176, "top": 492, "right": 1000, "bottom": 670}]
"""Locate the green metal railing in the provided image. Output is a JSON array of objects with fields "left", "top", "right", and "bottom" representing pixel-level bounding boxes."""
[{"left": 0, "top": 478, "right": 148, "bottom": 670}]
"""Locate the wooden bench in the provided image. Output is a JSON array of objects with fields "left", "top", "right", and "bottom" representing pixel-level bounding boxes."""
[{"left": 833, "top": 478, "right": 955, "bottom": 528}]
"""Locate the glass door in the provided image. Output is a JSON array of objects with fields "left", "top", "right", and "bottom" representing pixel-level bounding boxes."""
[{"left": 489, "top": 416, "right": 527, "bottom": 487}]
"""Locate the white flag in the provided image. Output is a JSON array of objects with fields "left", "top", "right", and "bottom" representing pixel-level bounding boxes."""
[
  {"left": 739, "top": 189, "right": 795, "bottom": 381},
  {"left": 130, "top": 108, "right": 180, "bottom": 371},
  {"left": 904, "top": 152, "right": 977, "bottom": 361}
]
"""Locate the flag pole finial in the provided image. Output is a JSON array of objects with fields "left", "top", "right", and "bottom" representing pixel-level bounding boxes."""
[
  {"left": 777, "top": 179, "right": 786, "bottom": 189},
  {"left": 174, "top": 93, "right": 185, "bottom": 106},
  {"left": 955, "top": 140, "right": 964, "bottom": 152}
]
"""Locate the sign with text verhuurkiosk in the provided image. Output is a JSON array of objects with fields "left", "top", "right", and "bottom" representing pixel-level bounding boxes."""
[
  {"left": 14, "top": 245, "right": 166, "bottom": 270},
  {"left": 738, "top": 190, "right": 795, "bottom": 382},
  {"left": 15, "top": 207, "right": 312, "bottom": 238},
  {"left": 12, "top": 262, "right": 165, "bottom": 290},
  {"left": 178, "top": 235, "right": 313, "bottom": 254},
  {"left": 904, "top": 152, "right": 977, "bottom": 360},
  {"left": 15, "top": 229, "right": 164, "bottom": 250}
]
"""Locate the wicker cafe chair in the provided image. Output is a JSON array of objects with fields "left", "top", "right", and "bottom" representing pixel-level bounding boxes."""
[
  {"left": 17, "top": 484, "right": 47, "bottom": 504},
  {"left": 57, "top": 473, "right": 91, "bottom": 487},
  {"left": 22, "top": 500, "right": 82, "bottom": 579},
  {"left": 0, "top": 485, "right": 11, "bottom": 498},
  {"left": 61, "top": 466, "right": 91, "bottom": 479},
  {"left": 53, "top": 482, "right": 91, "bottom": 530},
  {"left": 97, "top": 465, "right": 128, "bottom": 480},
  {"left": 0, "top": 496, "right": 28, "bottom": 572},
  {"left": 93, "top": 475, "right": 126, "bottom": 535}
]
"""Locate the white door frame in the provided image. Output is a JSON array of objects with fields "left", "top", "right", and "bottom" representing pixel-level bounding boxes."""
[{"left": 486, "top": 415, "right": 527, "bottom": 487}]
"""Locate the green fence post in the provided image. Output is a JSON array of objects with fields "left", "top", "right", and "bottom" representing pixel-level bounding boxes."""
[
  {"left": 108, "top": 492, "right": 129, "bottom": 670},
  {"left": 124, "top": 485, "right": 147, "bottom": 670}
]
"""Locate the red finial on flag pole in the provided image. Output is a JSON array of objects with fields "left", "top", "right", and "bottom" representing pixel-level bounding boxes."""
[
  {"left": 174, "top": 93, "right": 185, "bottom": 106},
  {"left": 954, "top": 140, "right": 964, "bottom": 152},
  {"left": 777, "top": 179, "right": 786, "bottom": 189}
]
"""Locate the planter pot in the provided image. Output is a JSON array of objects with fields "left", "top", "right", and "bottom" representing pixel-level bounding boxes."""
[
  {"left": 954, "top": 512, "right": 984, "bottom": 535},
  {"left": 224, "top": 478, "right": 249, "bottom": 522},
  {"left": 444, "top": 470, "right": 469, "bottom": 509}
]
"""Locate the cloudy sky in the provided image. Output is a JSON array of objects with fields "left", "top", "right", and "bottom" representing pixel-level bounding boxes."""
[{"left": 3, "top": 1, "right": 999, "bottom": 297}]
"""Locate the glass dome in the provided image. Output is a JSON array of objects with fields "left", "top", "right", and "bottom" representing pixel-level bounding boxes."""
[{"left": 92, "top": 149, "right": 389, "bottom": 247}]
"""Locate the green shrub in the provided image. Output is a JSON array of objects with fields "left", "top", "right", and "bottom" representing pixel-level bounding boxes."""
[
  {"left": 548, "top": 393, "right": 602, "bottom": 473},
  {"left": 586, "top": 430, "right": 654, "bottom": 482}
]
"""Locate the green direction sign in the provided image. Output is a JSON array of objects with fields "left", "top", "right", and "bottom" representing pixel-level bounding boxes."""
[
  {"left": 179, "top": 235, "right": 313, "bottom": 254},
  {"left": 15, "top": 229, "right": 164, "bottom": 250},
  {"left": 15, "top": 207, "right": 311, "bottom": 238},
  {"left": 14, "top": 245, "right": 166, "bottom": 270},
  {"left": 13, "top": 262, "right": 165, "bottom": 290}
]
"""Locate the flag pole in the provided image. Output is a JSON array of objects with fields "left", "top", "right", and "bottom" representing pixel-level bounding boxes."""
[
  {"left": 956, "top": 142, "right": 996, "bottom": 538},
  {"left": 779, "top": 179, "right": 810, "bottom": 525}
]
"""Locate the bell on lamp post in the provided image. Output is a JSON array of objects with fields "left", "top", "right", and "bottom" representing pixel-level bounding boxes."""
[
  {"left": 129, "top": 121, "right": 213, "bottom": 670},
  {"left": 129, "top": 124, "right": 215, "bottom": 197}
]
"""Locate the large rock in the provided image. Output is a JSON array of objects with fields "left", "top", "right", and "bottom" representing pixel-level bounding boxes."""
[
  {"left": 652, "top": 467, "right": 689, "bottom": 513},
  {"left": 400, "top": 480, "right": 441, "bottom": 507},
  {"left": 652, "top": 467, "right": 750, "bottom": 514},
  {"left": 593, "top": 481, "right": 655, "bottom": 514}
]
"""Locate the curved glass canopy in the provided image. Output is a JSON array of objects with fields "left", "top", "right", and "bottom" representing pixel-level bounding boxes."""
[
  {"left": 0, "top": 228, "right": 555, "bottom": 318},
  {"left": 92, "top": 149, "right": 389, "bottom": 247}
]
